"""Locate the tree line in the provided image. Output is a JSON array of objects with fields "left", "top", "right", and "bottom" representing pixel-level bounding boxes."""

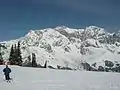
[
  {"left": 0, "top": 41, "right": 47, "bottom": 68},
  {"left": 9, "top": 41, "right": 40, "bottom": 67}
]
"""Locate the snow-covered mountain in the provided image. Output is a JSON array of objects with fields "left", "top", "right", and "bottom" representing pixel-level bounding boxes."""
[{"left": 1, "top": 26, "right": 120, "bottom": 70}]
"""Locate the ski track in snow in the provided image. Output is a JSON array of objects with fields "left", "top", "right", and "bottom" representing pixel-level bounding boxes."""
[{"left": 0, "top": 65, "right": 120, "bottom": 90}]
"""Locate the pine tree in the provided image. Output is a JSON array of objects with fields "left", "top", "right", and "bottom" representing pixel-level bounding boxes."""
[
  {"left": 14, "top": 44, "right": 17, "bottom": 50},
  {"left": 9, "top": 45, "right": 15, "bottom": 65},
  {"left": 9, "top": 42, "right": 22, "bottom": 66},
  {"left": 16, "top": 41, "right": 22, "bottom": 66},
  {"left": 44, "top": 61, "right": 47, "bottom": 68},
  {"left": 31, "top": 53, "right": 37, "bottom": 67},
  {"left": 0, "top": 44, "right": 6, "bottom": 65},
  {"left": 14, "top": 44, "right": 18, "bottom": 64},
  {"left": 23, "top": 55, "right": 32, "bottom": 67},
  {"left": 0, "top": 53, "right": 3, "bottom": 65},
  {"left": 27, "top": 55, "right": 32, "bottom": 66},
  {"left": 28, "top": 55, "right": 31, "bottom": 62}
]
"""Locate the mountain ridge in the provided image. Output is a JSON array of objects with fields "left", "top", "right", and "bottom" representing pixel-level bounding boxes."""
[{"left": 1, "top": 26, "right": 120, "bottom": 70}]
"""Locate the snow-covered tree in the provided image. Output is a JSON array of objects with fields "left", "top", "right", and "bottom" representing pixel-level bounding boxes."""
[{"left": 32, "top": 53, "right": 37, "bottom": 67}]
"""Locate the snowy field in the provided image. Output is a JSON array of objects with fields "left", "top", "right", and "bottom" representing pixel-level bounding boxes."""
[{"left": 0, "top": 65, "right": 120, "bottom": 90}]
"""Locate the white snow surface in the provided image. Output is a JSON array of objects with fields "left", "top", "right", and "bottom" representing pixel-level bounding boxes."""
[{"left": 0, "top": 65, "right": 120, "bottom": 90}]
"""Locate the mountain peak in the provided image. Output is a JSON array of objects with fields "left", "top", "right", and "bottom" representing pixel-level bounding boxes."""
[
  {"left": 26, "top": 30, "right": 35, "bottom": 36},
  {"left": 55, "top": 26, "right": 68, "bottom": 30}
]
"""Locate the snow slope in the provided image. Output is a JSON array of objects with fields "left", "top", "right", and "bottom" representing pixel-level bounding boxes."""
[
  {"left": 1, "top": 26, "right": 120, "bottom": 69},
  {"left": 0, "top": 65, "right": 120, "bottom": 90}
]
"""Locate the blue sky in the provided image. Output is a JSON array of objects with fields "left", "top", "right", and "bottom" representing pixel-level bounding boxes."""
[{"left": 0, "top": 0, "right": 120, "bottom": 41}]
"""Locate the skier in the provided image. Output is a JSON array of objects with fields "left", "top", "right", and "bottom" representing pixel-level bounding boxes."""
[{"left": 3, "top": 65, "right": 11, "bottom": 82}]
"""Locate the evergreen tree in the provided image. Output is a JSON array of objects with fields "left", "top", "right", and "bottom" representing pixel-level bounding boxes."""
[
  {"left": 0, "top": 53, "right": 3, "bottom": 65},
  {"left": 14, "top": 44, "right": 17, "bottom": 50},
  {"left": 16, "top": 41, "right": 22, "bottom": 65},
  {"left": 9, "top": 42, "right": 22, "bottom": 66},
  {"left": 9, "top": 45, "right": 15, "bottom": 65},
  {"left": 23, "top": 55, "right": 32, "bottom": 67},
  {"left": 44, "top": 61, "right": 47, "bottom": 68},
  {"left": 31, "top": 53, "right": 37, "bottom": 67},
  {"left": 0, "top": 44, "right": 6, "bottom": 65},
  {"left": 27, "top": 55, "right": 32, "bottom": 66},
  {"left": 14, "top": 44, "right": 18, "bottom": 64},
  {"left": 28, "top": 55, "right": 31, "bottom": 62}
]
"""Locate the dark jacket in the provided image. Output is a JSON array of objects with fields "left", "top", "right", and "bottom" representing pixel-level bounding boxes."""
[{"left": 3, "top": 67, "right": 11, "bottom": 75}]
